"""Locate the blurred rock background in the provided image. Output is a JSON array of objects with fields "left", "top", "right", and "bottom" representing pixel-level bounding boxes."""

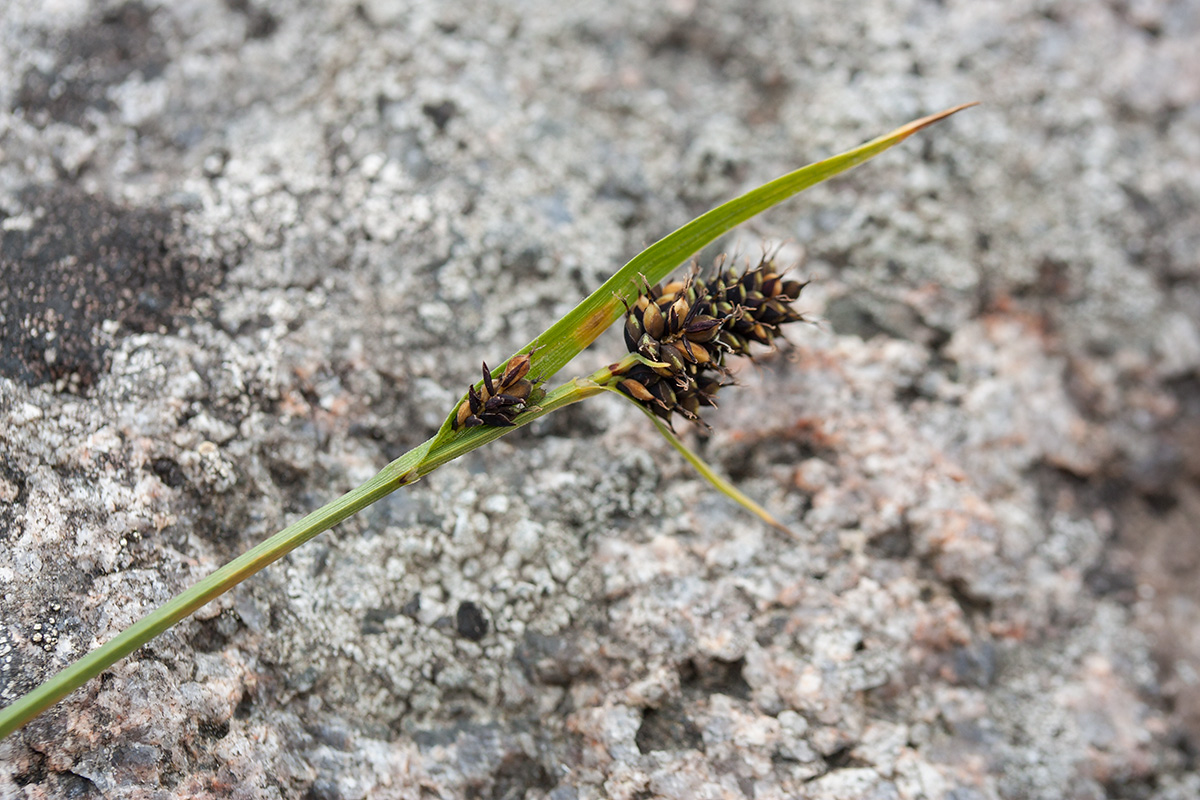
[{"left": 1, "top": 0, "right": 1198, "bottom": 797}]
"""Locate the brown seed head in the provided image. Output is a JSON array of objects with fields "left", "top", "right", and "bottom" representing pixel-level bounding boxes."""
[{"left": 616, "top": 253, "right": 808, "bottom": 427}]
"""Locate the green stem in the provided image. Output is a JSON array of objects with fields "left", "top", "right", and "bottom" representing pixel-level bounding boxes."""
[
  {"left": 0, "top": 375, "right": 610, "bottom": 740},
  {"left": 0, "top": 455, "right": 416, "bottom": 740}
]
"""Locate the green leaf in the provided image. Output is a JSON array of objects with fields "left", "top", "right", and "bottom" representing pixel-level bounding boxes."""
[
  {"left": 423, "top": 102, "right": 977, "bottom": 458},
  {"left": 519, "top": 103, "right": 978, "bottom": 383}
]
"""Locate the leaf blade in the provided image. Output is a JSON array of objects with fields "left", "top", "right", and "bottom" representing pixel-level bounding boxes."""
[
  {"left": 521, "top": 103, "right": 977, "bottom": 382},
  {"left": 423, "top": 103, "right": 976, "bottom": 456}
]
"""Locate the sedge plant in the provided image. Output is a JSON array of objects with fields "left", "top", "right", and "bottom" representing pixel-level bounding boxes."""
[{"left": 0, "top": 103, "right": 976, "bottom": 740}]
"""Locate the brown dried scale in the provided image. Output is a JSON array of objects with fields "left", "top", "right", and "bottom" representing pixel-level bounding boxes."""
[
  {"left": 618, "top": 254, "right": 807, "bottom": 427},
  {"left": 454, "top": 352, "right": 540, "bottom": 429}
]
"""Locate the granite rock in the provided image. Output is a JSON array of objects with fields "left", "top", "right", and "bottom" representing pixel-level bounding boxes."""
[{"left": 2, "top": 0, "right": 1198, "bottom": 798}]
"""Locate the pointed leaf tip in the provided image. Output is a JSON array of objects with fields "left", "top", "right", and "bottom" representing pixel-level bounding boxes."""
[{"left": 879, "top": 101, "right": 979, "bottom": 145}]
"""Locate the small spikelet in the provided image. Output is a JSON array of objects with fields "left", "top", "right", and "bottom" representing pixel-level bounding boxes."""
[
  {"left": 453, "top": 352, "right": 542, "bottom": 429},
  {"left": 616, "top": 254, "right": 807, "bottom": 427}
]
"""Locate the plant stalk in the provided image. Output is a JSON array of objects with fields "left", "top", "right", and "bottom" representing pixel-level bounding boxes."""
[{"left": 0, "top": 376, "right": 608, "bottom": 740}]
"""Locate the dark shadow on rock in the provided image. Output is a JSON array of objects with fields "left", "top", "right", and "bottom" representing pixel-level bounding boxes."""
[{"left": 0, "top": 187, "right": 224, "bottom": 392}]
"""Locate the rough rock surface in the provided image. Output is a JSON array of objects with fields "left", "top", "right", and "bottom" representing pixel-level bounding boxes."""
[{"left": 2, "top": 1, "right": 1198, "bottom": 798}]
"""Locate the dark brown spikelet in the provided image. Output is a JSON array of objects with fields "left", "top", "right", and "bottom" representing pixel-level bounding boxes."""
[
  {"left": 453, "top": 352, "right": 541, "bottom": 429},
  {"left": 618, "top": 254, "right": 807, "bottom": 427}
]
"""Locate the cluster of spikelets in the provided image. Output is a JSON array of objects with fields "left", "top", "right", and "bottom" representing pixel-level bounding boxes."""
[
  {"left": 617, "top": 254, "right": 807, "bottom": 427},
  {"left": 450, "top": 254, "right": 806, "bottom": 432},
  {"left": 453, "top": 353, "right": 539, "bottom": 428}
]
